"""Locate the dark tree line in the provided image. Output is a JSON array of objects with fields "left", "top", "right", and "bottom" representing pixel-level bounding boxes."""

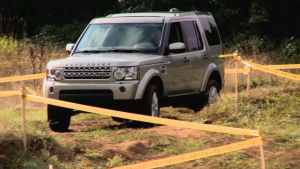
[
  {"left": 0, "top": 0, "right": 118, "bottom": 38},
  {"left": 1, "top": 0, "right": 299, "bottom": 45}
]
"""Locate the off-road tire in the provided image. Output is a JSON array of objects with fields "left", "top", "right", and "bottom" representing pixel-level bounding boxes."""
[
  {"left": 204, "top": 79, "right": 220, "bottom": 105},
  {"left": 137, "top": 84, "right": 160, "bottom": 127},
  {"left": 191, "top": 79, "right": 220, "bottom": 112},
  {"left": 47, "top": 105, "right": 71, "bottom": 132}
]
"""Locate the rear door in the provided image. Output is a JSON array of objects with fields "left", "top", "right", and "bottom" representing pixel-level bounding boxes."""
[
  {"left": 198, "top": 15, "right": 224, "bottom": 86},
  {"left": 180, "top": 20, "right": 210, "bottom": 92}
]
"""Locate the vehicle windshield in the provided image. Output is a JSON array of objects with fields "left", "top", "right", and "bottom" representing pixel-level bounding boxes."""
[{"left": 74, "top": 23, "right": 164, "bottom": 55}]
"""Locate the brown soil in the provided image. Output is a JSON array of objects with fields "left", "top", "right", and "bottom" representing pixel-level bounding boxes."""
[{"left": 1, "top": 115, "right": 300, "bottom": 169}]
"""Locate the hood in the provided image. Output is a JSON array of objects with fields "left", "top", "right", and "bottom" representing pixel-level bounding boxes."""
[{"left": 47, "top": 53, "right": 166, "bottom": 67}]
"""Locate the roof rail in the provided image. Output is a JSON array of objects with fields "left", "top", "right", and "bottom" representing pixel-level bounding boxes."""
[{"left": 170, "top": 8, "right": 179, "bottom": 12}]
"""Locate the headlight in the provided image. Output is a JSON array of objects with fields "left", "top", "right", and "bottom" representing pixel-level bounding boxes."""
[
  {"left": 114, "top": 67, "right": 139, "bottom": 80},
  {"left": 46, "top": 67, "right": 61, "bottom": 81}
]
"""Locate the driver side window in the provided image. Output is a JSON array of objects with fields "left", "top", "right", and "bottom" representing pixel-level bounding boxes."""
[{"left": 168, "top": 22, "right": 184, "bottom": 45}]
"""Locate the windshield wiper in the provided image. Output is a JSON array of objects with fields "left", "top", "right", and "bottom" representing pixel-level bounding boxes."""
[
  {"left": 107, "top": 49, "right": 143, "bottom": 53},
  {"left": 73, "top": 50, "right": 107, "bottom": 54}
]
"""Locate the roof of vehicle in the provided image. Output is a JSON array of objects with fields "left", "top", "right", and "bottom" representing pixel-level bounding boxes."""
[
  {"left": 91, "top": 11, "right": 213, "bottom": 24},
  {"left": 106, "top": 11, "right": 211, "bottom": 18},
  {"left": 91, "top": 17, "right": 165, "bottom": 24}
]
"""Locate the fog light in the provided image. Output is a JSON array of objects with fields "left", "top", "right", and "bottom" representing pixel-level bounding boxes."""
[
  {"left": 49, "top": 87, "right": 54, "bottom": 94},
  {"left": 119, "top": 86, "right": 126, "bottom": 93}
]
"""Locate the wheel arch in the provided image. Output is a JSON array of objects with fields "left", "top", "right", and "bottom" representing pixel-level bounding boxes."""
[
  {"left": 201, "top": 64, "right": 223, "bottom": 91},
  {"left": 134, "top": 69, "right": 165, "bottom": 99},
  {"left": 146, "top": 76, "right": 164, "bottom": 98},
  {"left": 208, "top": 71, "right": 222, "bottom": 90}
]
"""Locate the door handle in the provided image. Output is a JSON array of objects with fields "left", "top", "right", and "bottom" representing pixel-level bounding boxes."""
[
  {"left": 203, "top": 54, "right": 209, "bottom": 59},
  {"left": 183, "top": 57, "right": 190, "bottom": 62}
]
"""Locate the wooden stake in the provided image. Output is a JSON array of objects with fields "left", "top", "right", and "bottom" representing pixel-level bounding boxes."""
[
  {"left": 21, "top": 81, "right": 27, "bottom": 152},
  {"left": 260, "top": 142, "right": 266, "bottom": 169},
  {"left": 257, "top": 127, "right": 266, "bottom": 169},
  {"left": 235, "top": 50, "right": 238, "bottom": 114},
  {"left": 247, "top": 69, "right": 251, "bottom": 91},
  {"left": 247, "top": 59, "right": 253, "bottom": 92}
]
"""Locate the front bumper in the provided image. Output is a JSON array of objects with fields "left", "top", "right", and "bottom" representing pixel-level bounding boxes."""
[{"left": 43, "top": 79, "right": 140, "bottom": 102}]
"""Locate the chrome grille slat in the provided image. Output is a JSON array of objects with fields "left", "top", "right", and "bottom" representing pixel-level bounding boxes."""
[{"left": 63, "top": 67, "right": 111, "bottom": 79}]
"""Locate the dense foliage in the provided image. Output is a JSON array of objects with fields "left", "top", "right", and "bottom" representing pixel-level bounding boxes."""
[{"left": 1, "top": 0, "right": 299, "bottom": 55}]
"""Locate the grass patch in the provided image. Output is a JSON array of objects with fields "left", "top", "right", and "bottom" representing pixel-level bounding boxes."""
[
  {"left": 167, "top": 138, "right": 206, "bottom": 155},
  {"left": 111, "top": 130, "right": 158, "bottom": 143},
  {"left": 73, "top": 113, "right": 110, "bottom": 121},
  {"left": 1, "top": 84, "right": 300, "bottom": 168}
]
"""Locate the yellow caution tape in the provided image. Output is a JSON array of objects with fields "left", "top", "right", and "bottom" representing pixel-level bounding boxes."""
[
  {"left": 225, "top": 64, "right": 300, "bottom": 75},
  {"left": 225, "top": 69, "right": 250, "bottom": 74},
  {"left": 244, "top": 66, "right": 252, "bottom": 75},
  {"left": 221, "top": 53, "right": 300, "bottom": 81},
  {"left": 25, "top": 95, "right": 259, "bottom": 136},
  {"left": 0, "top": 63, "right": 298, "bottom": 83},
  {"left": 112, "top": 137, "right": 262, "bottom": 169},
  {"left": 241, "top": 60, "right": 300, "bottom": 81},
  {"left": 24, "top": 86, "right": 38, "bottom": 96},
  {"left": 264, "top": 64, "right": 300, "bottom": 69},
  {"left": 0, "top": 73, "right": 46, "bottom": 83},
  {"left": 0, "top": 91, "right": 21, "bottom": 97},
  {"left": 219, "top": 54, "right": 235, "bottom": 58}
]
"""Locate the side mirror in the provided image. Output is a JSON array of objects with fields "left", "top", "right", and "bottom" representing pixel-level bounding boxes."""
[
  {"left": 169, "top": 42, "right": 185, "bottom": 54},
  {"left": 66, "top": 43, "right": 74, "bottom": 54}
]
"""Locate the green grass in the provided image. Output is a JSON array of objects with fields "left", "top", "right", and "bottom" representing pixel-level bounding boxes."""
[
  {"left": 167, "top": 138, "right": 206, "bottom": 155},
  {"left": 150, "top": 138, "right": 171, "bottom": 152},
  {"left": 110, "top": 130, "right": 158, "bottom": 144},
  {"left": 73, "top": 113, "right": 110, "bottom": 121},
  {"left": 1, "top": 85, "right": 300, "bottom": 169},
  {"left": 23, "top": 151, "right": 62, "bottom": 169}
]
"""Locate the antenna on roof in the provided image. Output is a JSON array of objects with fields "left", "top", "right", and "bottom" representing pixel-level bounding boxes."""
[{"left": 170, "top": 8, "right": 179, "bottom": 12}]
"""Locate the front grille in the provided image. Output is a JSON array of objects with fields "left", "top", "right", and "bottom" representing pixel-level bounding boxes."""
[{"left": 63, "top": 67, "right": 112, "bottom": 79}]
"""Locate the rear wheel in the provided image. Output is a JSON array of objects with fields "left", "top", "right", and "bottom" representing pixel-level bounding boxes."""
[
  {"left": 205, "top": 79, "right": 220, "bottom": 105},
  {"left": 192, "top": 79, "right": 220, "bottom": 112},
  {"left": 47, "top": 105, "right": 71, "bottom": 132}
]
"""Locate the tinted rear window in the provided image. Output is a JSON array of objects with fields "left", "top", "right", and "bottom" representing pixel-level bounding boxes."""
[
  {"left": 193, "top": 21, "right": 204, "bottom": 50},
  {"left": 198, "top": 16, "right": 221, "bottom": 46},
  {"left": 181, "top": 21, "right": 199, "bottom": 51}
]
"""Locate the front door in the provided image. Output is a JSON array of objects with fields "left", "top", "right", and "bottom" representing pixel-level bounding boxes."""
[{"left": 165, "top": 21, "right": 194, "bottom": 96}]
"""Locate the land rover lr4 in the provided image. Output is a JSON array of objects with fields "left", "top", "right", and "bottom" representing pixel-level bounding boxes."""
[{"left": 43, "top": 10, "right": 225, "bottom": 132}]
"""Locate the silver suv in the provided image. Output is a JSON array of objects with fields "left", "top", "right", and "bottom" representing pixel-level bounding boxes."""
[{"left": 43, "top": 10, "right": 225, "bottom": 132}]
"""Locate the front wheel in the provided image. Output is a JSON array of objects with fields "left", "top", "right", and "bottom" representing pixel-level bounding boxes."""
[
  {"left": 137, "top": 84, "right": 160, "bottom": 126},
  {"left": 47, "top": 105, "right": 71, "bottom": 132},
  {"left": 142, "top": 84, "right": 160, "bottom": 117}
]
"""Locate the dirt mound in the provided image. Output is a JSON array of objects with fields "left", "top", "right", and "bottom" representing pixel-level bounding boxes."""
[
  {"left": 0, "top": 132, "right": 75, "bottom": 169},
  {"left": 119, "top": 141, "right": 149, "bottom": 158},
  {"left": 101, "top": 141, "right": 149, "bottom": 160},
  {"left": 0, "top": 133, "right": 23, "bottom": 169},
  {"left": 103, "top": 149, "right": 130, "bottom": 160},
  {"left": 146, "top": 126, "right": 208, "bottom": 138}
]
